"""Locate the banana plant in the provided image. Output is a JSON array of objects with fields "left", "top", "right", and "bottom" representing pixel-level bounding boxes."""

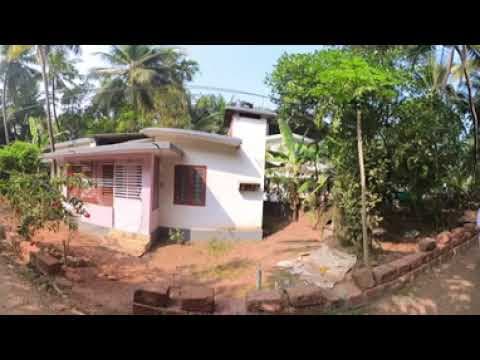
[
  {"left": 267, "top": 116, "right": 330, "bottom": 222},
  {"left": 28, "top": 116, "right": 68, "bottom": 149}
]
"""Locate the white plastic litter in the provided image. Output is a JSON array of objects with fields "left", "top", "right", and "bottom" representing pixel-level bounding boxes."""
[{"left": 276, "top": 245, "right": 357, "bottom": 289}]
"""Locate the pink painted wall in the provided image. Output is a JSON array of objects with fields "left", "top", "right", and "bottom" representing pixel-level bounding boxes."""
[
  {"left": 82, "top": 203, "right": 113, "bottom": 228},
  {"left": 59, "top": 154, "right": 154, "bottom": 236}
]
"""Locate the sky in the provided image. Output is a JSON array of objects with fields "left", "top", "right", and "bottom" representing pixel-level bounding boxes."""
[{"left": 79, "top": 45, "right": 324, "bottom": 109}]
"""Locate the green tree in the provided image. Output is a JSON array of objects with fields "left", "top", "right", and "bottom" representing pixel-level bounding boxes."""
[
  {"left": 0, "top": 46, "right": 42, "bottom": 143},
  {"left": 0, "top": 141, "right": 42, "bottom": 183},
  {"left": 268, "top": 49, "right": 405, "bottom": 265},
  {"left": 48, "top": 48, "right": 81, "bottom": 133},
  {"left": 451, "top": 46, "right": 480, "bottom": 175},
  {"left": 7, "top": 45, "right": 80, "bottom": 155},
  {"left": 188, "top": 94, "right": 227, "bottom": 134}
]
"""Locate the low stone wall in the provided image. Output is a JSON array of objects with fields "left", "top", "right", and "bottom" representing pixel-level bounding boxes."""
[
  {"left": 132, "top": 284, "right": 215, "bottom": 315},
  {"left": 245, "top": 223, "right": 479, "bottom": 315}
]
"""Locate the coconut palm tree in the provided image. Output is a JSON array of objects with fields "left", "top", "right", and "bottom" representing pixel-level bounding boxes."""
[
  {"left": 187, "top": 94, "right": 227, "bottom": 134},
  {"left": 92, "top": 45, "right": 198, "bottom": 115},
  {"left": 7, "top": 45, "right": 80, "bottom": 153},
  {"left": 450, "top": 46, "right": 480, "bottom": 174},
  {"left": 48, "top": 48, "right": 81, "bottom": 132},
  {"left": 0, "top": 45, "right": 39, "bottom": 143}
]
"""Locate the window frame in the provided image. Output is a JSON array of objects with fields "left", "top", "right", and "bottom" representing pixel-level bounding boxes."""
[
  {"left": 67, "top": 161, "right": 115, "bottom": 207},
  {"left": 152, "top": 157, "right": 160, "bottom": 210},
  {"left": 173, "top": 165, "right": 207, "bottom": 207}
]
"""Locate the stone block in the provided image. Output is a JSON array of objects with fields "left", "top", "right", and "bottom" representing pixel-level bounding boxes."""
[
  {"left": 436, "top": 231, "right": 451, "bottom": 246},
  {"left": 133, "top": 302, "right": 163, "bottom": 315},
  {"left": 285, "top": 286, "right": 327, "bottom": 308},
  {"left": 451, "top": 227, "right": 466, "bottom": 241},
  {"left": 30, "top": 252, "right": 62, "bottom": 276},
  {"left": 418, "top": 238, "right": 437, "bottom": 252},
  {"left": 319, "top": 288, "right": 345, "bottom": 310},
  {"left": 389, "top": 257, "right": 413, "bottom": 275},
  {"left": 246, "top": 289, "right": 286, "bottom": 313},
  {"left": 365, "top": 284, "right": 387, "bottom": 301},
  {"left": 134, "top": 283, "right": 171, "bottom": 308},
  {"left": 176, "top": 286, "right": 215, "bottom": 314},
  {"left": 451, "top": 234, "right": 466, "bottom": 247},
  {"left": 403, "top": 253, "right": 426, "bottom": 270},
  {"left": 372, "top": 264, "right": 398, "bottom": 284},
  {"left": 325, "top": 281, "right": 362, "bottom": 311},
  {"left": 352, "top": 267, "right": 376, "bottom": 290}
]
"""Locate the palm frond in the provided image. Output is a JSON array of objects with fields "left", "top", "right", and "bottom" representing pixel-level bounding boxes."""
[{"left": 6, "top": 45, "right": 33, "bottom": 61}]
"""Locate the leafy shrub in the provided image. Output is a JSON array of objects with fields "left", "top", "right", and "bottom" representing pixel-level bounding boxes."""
[
  {"left": 169, "top": 228, "right": 187, "bottom": 245},
  {"left": 0, "top": 142, "right": 43, "bottom": 194},
  {"left": 4, "top": 171, "right": 87, "bottom": 240},
  {"left": 0, "top": 141, "right": 42, "bottom": 177}
]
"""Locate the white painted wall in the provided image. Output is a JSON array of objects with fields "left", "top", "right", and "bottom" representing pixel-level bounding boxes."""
[{"left": 153, "top": 114, "right": 267, "bottom": 233}]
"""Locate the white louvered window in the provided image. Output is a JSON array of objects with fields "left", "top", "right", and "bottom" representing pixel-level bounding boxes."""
[{"left": 114, "top": 163, "right": 143, "bottom": 200}]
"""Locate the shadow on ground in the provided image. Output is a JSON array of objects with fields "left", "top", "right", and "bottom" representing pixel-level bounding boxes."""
[{"left": 366, "top": 245, "right": 480, "bottom": 315}]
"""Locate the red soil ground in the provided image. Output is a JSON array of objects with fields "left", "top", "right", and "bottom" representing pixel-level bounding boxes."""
[
  {"left": 2, "top": 203, "right": 327, "bottom": 314},
  {"left": 0, "top": 198, "right": 425, "bottom": 315}
]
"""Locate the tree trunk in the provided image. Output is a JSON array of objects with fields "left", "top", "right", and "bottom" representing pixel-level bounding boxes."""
[
  {"left": 2, "top": 68, "right": 9, "bottom": 144},
  {"left": 357, "top": 109, "right": 369, "bottom": 266},
  {"left": 38, "top": 46, "right": 56, "bottom": 175},
  {"left": 456, "top": 46, "right": 479, "bottom": 180},
  {"left": 52, "top": 77, "right": 61, "bottom": 132},
  {"left": 464, "top": 66, "right": 479, "bottom": 177}
]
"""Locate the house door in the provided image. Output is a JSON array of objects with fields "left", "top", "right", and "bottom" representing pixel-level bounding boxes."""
[{"left": 113, "top": 161, "right": 143, "bottom": 234}]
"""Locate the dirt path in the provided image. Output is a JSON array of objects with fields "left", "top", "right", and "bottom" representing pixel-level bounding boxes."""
[
  {"left": 364, "top": 241, "right": 480, "bottom": 315},
  {"left": 0, "top": 255, "right": 81, "bottom": 315}
]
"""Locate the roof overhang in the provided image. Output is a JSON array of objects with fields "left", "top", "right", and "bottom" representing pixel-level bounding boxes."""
[
  {"left": 42, "top": 141, "right": 184, "bottom": 161},
  {"left": 50, "top": 138, "right": 95, "bottom": 152},
  {"left": 266, "top": 133, "right": 315, "bottom": 145},
  {"left": 92, "top": 133, "right": 148, "bottom": 146},
  {"left": 141, "top": 128, "right": 242, "bottom": 149}
]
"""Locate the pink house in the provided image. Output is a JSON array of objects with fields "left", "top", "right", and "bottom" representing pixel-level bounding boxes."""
[{"left": 43, "top": 105, "right": 276, "bottom": 254}]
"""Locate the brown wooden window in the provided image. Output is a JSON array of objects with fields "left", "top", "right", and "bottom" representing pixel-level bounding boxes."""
[
  {"left": 174, "top": 165, "right": 206, "bottom": 206},
  {"left": 152, "top": 158, "right": 160, "bottom": 210},
  {"left": 67, "top": 162, "right": 114, "bottom": 206},
  {"left": 100, "top": 164, "right": 114, "bottom": 206}
]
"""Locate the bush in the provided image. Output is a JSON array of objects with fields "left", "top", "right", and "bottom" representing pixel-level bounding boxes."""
[
  {"left": 168, "top": 228, "right": 187, "bottom": 245},
  {"left": 0, "top": 142, "right": 43, "bottom": 193},
  {"left": 0, "top": 141, "right": 42, "bottom": 176},
  {"left": 4, "top": 171, "right": 87, "bottom": 240}
]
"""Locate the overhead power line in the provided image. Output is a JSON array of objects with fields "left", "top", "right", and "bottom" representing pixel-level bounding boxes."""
[{"left": 2, "top": 83, "right": 275, "bottom": 118}]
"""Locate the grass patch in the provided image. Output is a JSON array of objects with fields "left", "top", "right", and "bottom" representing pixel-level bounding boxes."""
[
  {"left": 206, "top": 239, "right": 234, "bottom": 258},
  {"left": 194, "top": 259, "right": 253, "bottom": 281}
]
